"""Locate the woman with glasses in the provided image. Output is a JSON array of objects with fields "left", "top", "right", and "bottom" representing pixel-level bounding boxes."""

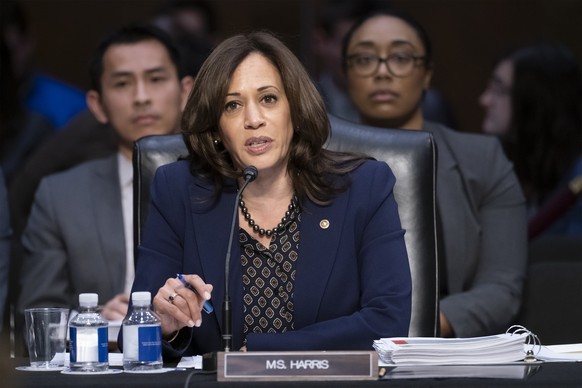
[{"left": 343, "top": 8, "right": 527, "bottom": 338}]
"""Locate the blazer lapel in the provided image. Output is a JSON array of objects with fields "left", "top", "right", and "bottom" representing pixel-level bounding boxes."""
[
  {"left": 92, "top": 156, "right": 126, "bottom": 295},
  {"left": 425, "top": 124, "right": 467, "bottom": 294},
  {"left": 293, "top": 195, "right": 349, "bottom": 328}
]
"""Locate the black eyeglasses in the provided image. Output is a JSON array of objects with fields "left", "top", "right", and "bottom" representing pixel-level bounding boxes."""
[{"left": 346, "top": 53, "right": 427, "bottom": 77}]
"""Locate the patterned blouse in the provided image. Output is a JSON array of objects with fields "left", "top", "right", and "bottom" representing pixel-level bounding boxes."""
[{"left": 240, "top": 211, "right": 301, "bottom": 339}]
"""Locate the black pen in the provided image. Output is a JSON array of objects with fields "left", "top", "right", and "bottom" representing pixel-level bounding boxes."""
[{"left": 176, "top": 274, "right": 214, "bottom": 314}]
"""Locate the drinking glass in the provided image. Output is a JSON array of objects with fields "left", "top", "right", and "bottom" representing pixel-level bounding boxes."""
[{"left": 24, "top": 307, "right": 69, "bottom": 369}]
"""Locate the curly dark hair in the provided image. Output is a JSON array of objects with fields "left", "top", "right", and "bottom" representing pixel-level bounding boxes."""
[{"left": 181, "top": 31, "right": 367, "bottom": 205}]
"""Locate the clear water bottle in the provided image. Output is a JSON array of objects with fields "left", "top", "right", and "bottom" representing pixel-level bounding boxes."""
[
  {"left": 122, "top": 291, "right": 162, "bottom": 371},
  {"left": 69, "top": 293, "right": 109, "bottom": 372}
]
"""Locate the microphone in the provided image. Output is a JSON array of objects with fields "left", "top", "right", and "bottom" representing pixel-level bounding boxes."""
[{"left": 223, "top": 166, "right": 258, "bottom": 352}]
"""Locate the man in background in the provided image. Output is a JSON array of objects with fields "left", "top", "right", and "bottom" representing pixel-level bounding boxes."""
[{"left": 17, "top": 24, "right": 193, "bottom": 324}]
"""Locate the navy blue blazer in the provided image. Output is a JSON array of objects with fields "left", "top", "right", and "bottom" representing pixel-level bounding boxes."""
[{"left": 130, "top": 159, "right": 411, "bottom": 358}]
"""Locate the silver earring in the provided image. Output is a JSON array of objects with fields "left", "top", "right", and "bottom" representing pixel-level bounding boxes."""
[{"left": 213, "top": 139, "right": 221, "bottom": 146}]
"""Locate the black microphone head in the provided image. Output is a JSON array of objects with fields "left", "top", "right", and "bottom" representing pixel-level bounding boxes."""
[{"left": 243, "top": 166, "right": 258, "bottom": 182}]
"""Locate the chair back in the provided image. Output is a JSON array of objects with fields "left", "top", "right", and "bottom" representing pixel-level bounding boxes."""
[
  {"left": 133, "top": 134, "right": 188, "bottom": 251},
  {"left": 326, "top": 114, "right": 439, "bottom": 337},
  {"left": 516, "top": 235, "right": 582, "bottom": 344},
  {"left": 133, "top": 114, "right": 439, "bottom": 337}
]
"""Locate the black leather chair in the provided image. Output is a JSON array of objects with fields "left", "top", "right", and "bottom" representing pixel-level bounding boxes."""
[
  {"left": 133, "top": 133, "right": 189, "bottom": 253},
  {"left": 515, "top": 235, "right": 582, "bottom": 344},
  {"left": 133, "top": 114, "right": 439, "bottom": 337},
  {"left": 325, "top": 115, "right": 439, "bottom": 337}
]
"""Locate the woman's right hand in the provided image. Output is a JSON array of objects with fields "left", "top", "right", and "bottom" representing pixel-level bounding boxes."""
[{"left": 152, "top": 274, "right": 213, "bottom": 336}]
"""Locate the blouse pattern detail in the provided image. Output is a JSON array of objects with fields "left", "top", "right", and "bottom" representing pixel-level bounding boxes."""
[{"left": 240, "top": 211, "right": 301, "bottom": 337}]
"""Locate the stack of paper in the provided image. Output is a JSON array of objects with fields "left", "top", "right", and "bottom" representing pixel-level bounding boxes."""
[
  {"left": 374, "top": 333, "right": 529, "bottom": 365},
  {"left": 537, "top": 343, "right": 582, "bottom": 362}
]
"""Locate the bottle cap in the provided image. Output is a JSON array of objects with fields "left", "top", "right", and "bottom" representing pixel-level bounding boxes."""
[
  {"left": 132, "top": 291, "right": 152, "bottom": 306},
  {"left": 79, "top": 293, "right": 99, "bottom": 307}
]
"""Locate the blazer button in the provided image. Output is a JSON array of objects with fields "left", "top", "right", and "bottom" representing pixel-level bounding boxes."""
[{"left": 319, "top": 219, "right": 330, "bottom": 229}]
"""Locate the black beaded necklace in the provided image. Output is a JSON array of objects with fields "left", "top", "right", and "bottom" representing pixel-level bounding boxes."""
[{"left": 239, "top": 194, "right": 299, "bottom": 237}]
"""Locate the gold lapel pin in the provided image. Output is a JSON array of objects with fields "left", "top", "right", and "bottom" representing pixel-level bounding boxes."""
[{"left": 319, "top": 219, "right": 330, "bottom": 229}]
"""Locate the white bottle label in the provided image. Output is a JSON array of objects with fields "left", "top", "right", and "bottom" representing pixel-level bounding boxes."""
[{"left": 70, "top": 326, "right": 108, "bottom": 362}]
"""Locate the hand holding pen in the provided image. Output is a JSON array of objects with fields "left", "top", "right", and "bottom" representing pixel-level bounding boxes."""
[
  {"left": 153, "top": 273, "right": 214, "bottom": 336},
  {"left": 176, "top": 274, "right": 214, "bottom": 314}
]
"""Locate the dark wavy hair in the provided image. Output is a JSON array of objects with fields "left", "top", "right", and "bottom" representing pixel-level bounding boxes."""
[
  {"left": 181, "top": 31, "right": 367, "bottom": 205},
  {"left": 503, "top": 42, "right": 582, "bottom": 201}
]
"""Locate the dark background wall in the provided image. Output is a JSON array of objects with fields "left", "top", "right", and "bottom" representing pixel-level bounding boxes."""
[{"left": 18, "top": 0, "right": 582, "bottom": 134}]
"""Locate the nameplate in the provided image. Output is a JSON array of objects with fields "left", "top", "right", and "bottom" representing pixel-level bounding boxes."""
[{"left": 217, "top": 351, "right": 378, "bottom": 381}]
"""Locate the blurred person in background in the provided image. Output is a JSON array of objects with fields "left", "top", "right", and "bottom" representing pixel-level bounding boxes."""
[
  {"left": 17, "top": 25, "right": 193, "bottom": 328},
  {"left": 343, "top": 7, "right": 527, "bottom": 338},
  {"left": 313, "top": 0, "right": 456, "bottom": 128},
  {"left": 480, "top": 42, "right": 582, "bottom": 236},
  {"left": 7, "top": 4, "right": 213, "bottom": 355},
  {"left": 8, "top": 0, "right": 214, "bottom": 244},
  {"left": 0, "top": 2, "right": 55, "bottom": 184},
  {"left": 152, "top": 0, "right": 217, "bottom": 77},
  {"left": 1, "top": 0, "right": 86, "bottom": 130}
]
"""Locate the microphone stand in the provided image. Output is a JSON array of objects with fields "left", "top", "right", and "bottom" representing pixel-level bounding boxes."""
[{"left": 203, "top": 166, "right": 257, "bottom": 372}]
